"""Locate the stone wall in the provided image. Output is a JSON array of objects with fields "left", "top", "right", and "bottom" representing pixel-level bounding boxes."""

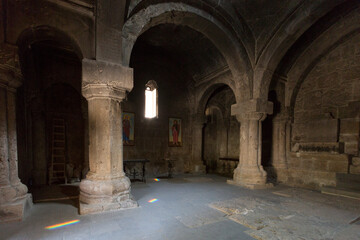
[
  {"left": 289, "top": 32, "right": 360, "bottom": 188},
  {"left": 122, "top": 55, "right": 193, "bottom": 177},
  {"left": 294, "top": 33, "right": 360, "bottom": 141}
]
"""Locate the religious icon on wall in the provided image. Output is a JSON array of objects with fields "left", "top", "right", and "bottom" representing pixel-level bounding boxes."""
[
  {"left": 122, "top": 112, "right": 135, "bottom": 146},
  {"left": 169, "top": 117, "right": 182, "bottom": 147}
]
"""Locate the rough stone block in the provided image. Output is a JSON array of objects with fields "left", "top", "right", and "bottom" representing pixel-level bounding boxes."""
[
  {"left": 344, "top": 142, "right": 359, "bottom": 155},
  {"left": 352, "top": 157, "right": 360, "bottom": 166},
  {"left": 312, "top": 160, "right": 327, "bottom": 171},
  {"left": 350, "top": 165, "right": 360, "bottom": 174},
  {"left": 292, "top": 119, "right": 338, "bottom": 142},
  {"left": 327, "top": 161, "right": 348, "bottom": 173},
  {"left": 340, "top": 119, "right": 359, "bottom": 135}
]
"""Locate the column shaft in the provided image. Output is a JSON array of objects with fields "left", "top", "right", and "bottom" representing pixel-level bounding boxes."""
[
  {"left": 79, "top": 80, "right": 136, "bottom": 214},
  {"left": 7, "top": 89, "right": 21, "bottom": 185},
  {"left": 271, "top": 114, "right": 290, "bottom": 183},
  {"left": 0, "top": 87, "right": 10, "bottom": 187},
  {"left": 228, "top": 113, "right": 269, "bottom": 189},
  {"left": 191, "top": 122, "right": 206, "bottom": 173},
  {"left": 0, "top": 84, "right": 31, "bottom": 223}
]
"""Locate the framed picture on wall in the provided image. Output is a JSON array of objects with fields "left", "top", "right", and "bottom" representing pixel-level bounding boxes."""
[
  {"left": 169, "top": 117, "right": 182, "bottom": 147},
  {"left": 122, "top": 112, "right": 135, "bottom": 146}
]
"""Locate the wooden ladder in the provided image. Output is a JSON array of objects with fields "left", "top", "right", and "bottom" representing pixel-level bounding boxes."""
[{"left": 49, "top": 118, "right": 67, "bottom": 185}]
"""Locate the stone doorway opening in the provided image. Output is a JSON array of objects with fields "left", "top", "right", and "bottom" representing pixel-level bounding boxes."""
[
  {"left": 17, "top": 33, "right": 87, "bottom": 205},
  {"left": 203, "top": 85, "right": 239, "bottom": 176}
]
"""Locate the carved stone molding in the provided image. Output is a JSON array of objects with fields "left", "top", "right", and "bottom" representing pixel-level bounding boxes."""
[
  {"left": 231, "top": 98, "right": 273, "bottom": 119},
  {"left": 82, "top": 58, "right": 133, "bottom": 91}
]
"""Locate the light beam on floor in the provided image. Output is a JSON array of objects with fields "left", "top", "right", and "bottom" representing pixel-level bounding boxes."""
[
  {"left": 148, "top": 198, "right": 158, "bottom": 203},
  {"left": 45, "top": 219, "right": 80, "bottom": 230}
]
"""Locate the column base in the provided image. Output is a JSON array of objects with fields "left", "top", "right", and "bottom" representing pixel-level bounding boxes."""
[
  {"left": 0, "top": 193, "right": 33, "bottom": 223},
  {"left": 229, "top": 166, "right": 272, "bottom": 189},
  {"left": 79, "top": 176, "right": 138, "bottom": 215}
]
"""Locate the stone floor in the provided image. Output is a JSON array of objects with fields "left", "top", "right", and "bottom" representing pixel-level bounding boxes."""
[{"left": 1, "top": 174, "right": 360, "bottom": 240}]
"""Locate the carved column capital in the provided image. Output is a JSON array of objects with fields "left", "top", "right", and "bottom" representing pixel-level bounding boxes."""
[
  {"left": 82, "top": 58, "right": 134, "bottom": 102},
  {"left": 82, "top": 84, "right": 127, "bottom": 102},
  {"left": 231, "top": 98, "right": 273, "bottom": 123},
  {"left": 82, "top": 58, "right": 133, "bottom": 90},
  {"left": 236, "top": 112, "right": 267, "bottom": 122}
]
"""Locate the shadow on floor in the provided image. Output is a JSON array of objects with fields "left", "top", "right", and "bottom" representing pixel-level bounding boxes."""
[{"left": 31, "top": 184, "right": 79, "bottom": 208}]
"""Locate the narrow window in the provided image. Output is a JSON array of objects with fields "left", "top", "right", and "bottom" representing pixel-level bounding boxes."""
[{"left": 145, "top": 80, "right": 158, "bottom": 118}]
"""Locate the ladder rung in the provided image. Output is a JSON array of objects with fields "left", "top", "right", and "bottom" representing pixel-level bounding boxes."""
[{"left": 50, "top": 118, "right": 66, "bottom": 184}]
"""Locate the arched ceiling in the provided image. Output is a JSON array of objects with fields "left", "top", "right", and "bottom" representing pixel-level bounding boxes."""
[
  {"left": 130, "top": 24, "right": 227, "bottom": 84},
  {"left": 127, "top": 0, "right": 310, "bottom": 61}
]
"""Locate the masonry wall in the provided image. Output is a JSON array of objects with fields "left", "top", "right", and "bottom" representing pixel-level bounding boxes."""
[
  {"left": 288, "top": 33, "right": 360, "bottom": 188},
  {"left": 122, "top": 55, "right": 193, "bottom": 177}
]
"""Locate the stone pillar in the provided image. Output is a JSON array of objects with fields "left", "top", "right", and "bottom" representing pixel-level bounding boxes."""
[
  {"left": 0, "top": 45, "right": 32, "bottom": 222},
  {"left": 191, "top": 119, "right": 206, "bottom": 173},
  {"left": 228, "top": 99, "right": 273, "bottom": 189},
  {"left": 271, "top": 112, "right": 291, "bottom": 183},
  {"left": 79, "top": 59, "right": 137, "bottom": 215},
  {"left": 81, "top": 99, "right": 89, "bottom": 179}
]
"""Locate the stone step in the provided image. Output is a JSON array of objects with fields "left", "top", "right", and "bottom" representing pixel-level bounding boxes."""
[
  {"left": 321, "top": 186, "right": 360, "bottom": 200},
  {"left": 336, "top": 173, "right": 360, "bottom": 191}
]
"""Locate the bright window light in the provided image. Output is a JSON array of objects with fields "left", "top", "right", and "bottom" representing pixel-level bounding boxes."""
[{"left": 145, "top": 80, "right": 158, "bottom": 118}]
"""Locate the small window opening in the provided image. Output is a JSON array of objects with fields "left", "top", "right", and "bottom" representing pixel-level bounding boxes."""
[{"left": 145, "top": 80, "right": 158, "bottom": 118}]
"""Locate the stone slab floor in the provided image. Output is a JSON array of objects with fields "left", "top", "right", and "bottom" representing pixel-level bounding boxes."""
[{"left": 1, "top": 175, "right": 359, "bottom": 240}]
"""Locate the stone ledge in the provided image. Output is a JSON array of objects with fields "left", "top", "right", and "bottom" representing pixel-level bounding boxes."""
[
  {"left": 292, "top": 142, "right": 344, "bottom": 154},
  {"left": 321, "top": 187, "right": 360, "bottom": 200}
]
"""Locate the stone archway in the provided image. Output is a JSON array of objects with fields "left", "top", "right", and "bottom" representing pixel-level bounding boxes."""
[
  {"left": 254, "top": 0, "right": 354, "bottom": 100},
  {"left": 16, "top": 26, "right": 84, "bottom": 187},
  {"left": 122, "top": 2, "right": 252, "bottom": 101}
]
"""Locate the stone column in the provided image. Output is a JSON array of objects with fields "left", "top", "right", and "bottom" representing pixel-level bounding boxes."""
[
  {"left": 271, "top": 112, "right": 290, "bottom": 183},
  {"left": 81, "top": 99, "right": 89, "bottom": 179},
  {"left": 0, "top": 45, "right": 32, "bottom": 222},
  {"left": 79, "top": 59, "right": 137, "bottom": 215},
  {"left": 228, "top": 98, "right": 273, "bottom": 189},
  {"left": 191, "top": 118, "right": 206, "bottom": 173}
]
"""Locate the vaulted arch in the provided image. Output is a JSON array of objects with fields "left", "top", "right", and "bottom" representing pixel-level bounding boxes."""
[
  {"left": 254, "top": 0, "right": 357, "bottom": 100},
  {"left": 122, "top": 2, "right": 252, "bottom": 101}
]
